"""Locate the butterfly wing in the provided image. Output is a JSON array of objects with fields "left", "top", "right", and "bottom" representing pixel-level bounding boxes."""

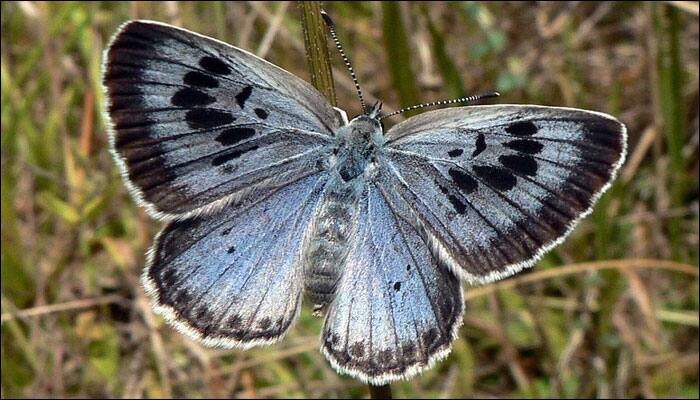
[
  {"left": 380, "top": 105, "right": 626, "bottom": 283},
  {"left": 321, "top": 183, "right": 464, "bottom": 384},
  {"left": 145, "top": 174, "right": 328, "bottom": 347},
  {"left": 103, "top": 20, "right": 340, "bottom": 219}
]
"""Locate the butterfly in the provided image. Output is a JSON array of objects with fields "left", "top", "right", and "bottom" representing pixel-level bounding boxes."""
[{"left": 102, "top": 18, "right": 627, "bottom": 385}]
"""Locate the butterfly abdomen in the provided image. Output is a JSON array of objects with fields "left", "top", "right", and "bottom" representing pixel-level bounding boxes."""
[{"left": 304, "top": 181, "right": 359, "bottom": 314}]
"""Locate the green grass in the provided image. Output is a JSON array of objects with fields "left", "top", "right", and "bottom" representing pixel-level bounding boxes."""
[{"left": 1, "top": 1, "right": 699, "bottom": 398}]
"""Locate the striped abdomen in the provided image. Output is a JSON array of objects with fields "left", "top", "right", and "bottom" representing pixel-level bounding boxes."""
[{"left": 304, "top": 180, "right": 359, "bottom": 313}]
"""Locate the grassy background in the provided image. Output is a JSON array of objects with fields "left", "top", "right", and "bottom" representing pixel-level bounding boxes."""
[{"left": 1, "top": 1, "right": 699, "bottom": 398}]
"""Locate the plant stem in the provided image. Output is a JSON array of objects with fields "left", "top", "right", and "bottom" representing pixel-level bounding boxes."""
[
  {"left": 368, "top": 383, "right": 393, "bottom": 399},
  {"left": 299, "top": 1, "right": 337, "bottom": 106}
]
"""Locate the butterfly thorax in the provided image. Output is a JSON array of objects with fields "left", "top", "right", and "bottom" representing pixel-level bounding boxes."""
[
  {"left": 333, "top": 115, "right": 384, "bottom": 182},
  {"left": 304, "top": 115, "right": 384, "bottom": 315}
]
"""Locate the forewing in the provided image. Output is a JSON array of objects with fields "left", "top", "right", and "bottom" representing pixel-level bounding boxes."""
[
  {"left": 321, "top": 183, "right": 464, "bottom": 385},
  {"left": 144, "top": 174, "right": 327, "bottom": 347},
  {"left": 382, "top": 105, "right": 626, "bottom": 283},
  {"left": 103, "top": 20, "right": 339, "bottom": 219}
]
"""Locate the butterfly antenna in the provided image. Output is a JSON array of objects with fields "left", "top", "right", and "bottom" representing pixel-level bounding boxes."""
[
  {"left": 320, "top": 10, "right": 367, "bottom": 114},
  {"left": 380, "top": 92, "right": 501, "bottom": 120}
]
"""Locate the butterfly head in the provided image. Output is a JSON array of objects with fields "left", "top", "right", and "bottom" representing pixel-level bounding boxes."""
[
  {"left": 348, "top": 100, "right": 384, "bottom": 137},
  {"left": 367, "top": 100, "right": 382, "bottom": 120},
  {"left": 346, "top": 100, "right": 384, "bottom": 134}
]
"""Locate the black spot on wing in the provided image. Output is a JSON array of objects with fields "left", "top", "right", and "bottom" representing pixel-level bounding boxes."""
[
  {"left": 171, "top": 88, "right": 216, "bottom": 107},
  {"left": 499, "top": 154, "right": 538, "bottom": 176},
  {"left": 254, "top": 108, "right": 268, "bottom": 119},
  {"left": 212, "top": 145, "right": 259, "bottom": 166},
  {"left": 393, "top": 282, "right": 401, "bottom": 291},
  {"left": 339, "top": 169, "right": 353, "bottom": 182},
  {"left": 473, "top": 165, "right": 517, "bottom": 191},
  {"left": 472, "top": 133, "right": 486, "bottom": 157},
  {"left": 235, "top": 86, "right": 253, "bottom": 108},
  {"left": 185, "top": 109, "right": 234, "bottom": 129},
  {"left": 505, "top": 120, "right": 538, "bottom": 136},
  {"left": 439, "top": 182, "right": 468, "bottom": 214},
  {"left": 221, "top": 227, "right": 231, "bottom": 236},
  {"left": 447, "top": 149, "right": 463, "bottom": 157},
  {"left": 183, "top": 71, "right": 219, "bottom": 88},
  {"left": 448, "top": 168, "right": 478, "bottom": 194},
  {"left": 199, "top": 56, "right": 231, "bottom": 75},
  {"left": 215, "top": 127, "right": 256, "bottom": 146},
  {"left": 504, "top": 139, "right": 543, "bottom": 154},
  {"left": 448, "top": 195, "right": 467, "bottom": 214},
  {"left": 227, "top": 245, "right": 236, "bottom": 254}
]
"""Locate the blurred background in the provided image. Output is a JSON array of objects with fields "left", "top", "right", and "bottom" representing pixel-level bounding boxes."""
[{"left": 1, "top": 1, "right": 698, "bottom": 398}]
